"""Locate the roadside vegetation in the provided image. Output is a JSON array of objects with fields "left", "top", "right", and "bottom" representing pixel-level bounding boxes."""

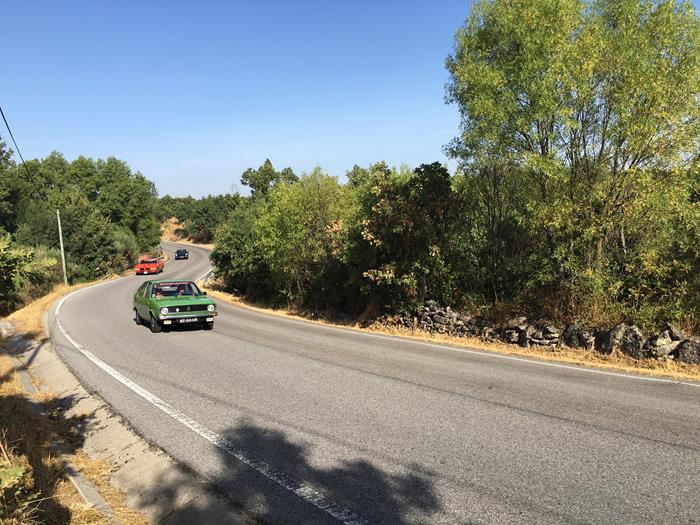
[
  {"left": 0, "top": 343, "right": 147, "bottom": 525},
  {"left": 0, "top": 142, "right": 163, "bottom": 315},
  {"left": 198, "top": 0, "right": 700, "bottom": 339}
]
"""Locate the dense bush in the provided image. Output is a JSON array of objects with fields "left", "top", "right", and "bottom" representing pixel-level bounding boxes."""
[{"left": 211, "top": 0, "right": 700, "bottom": 331}]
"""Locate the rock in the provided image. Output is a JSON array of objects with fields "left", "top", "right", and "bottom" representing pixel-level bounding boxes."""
[
  {"left": 646, "top": 331, "right": 672, "bottom": 349},
  {"left": 664, "top": 323, "right": 685, "bottom": 342},
  {"left": 649, "top": 341, "right": 680, "bottom": 358},
  {"left": 518, "top": 325, "right": 536, "bottom": 348},
  {"left": 562, "top": 325, "right": 581, "bottom": 347},
  {"left": 594, "top": 324, "right": 627, "bottom": 354},
  {"left": 618, "top": 326, "right": 647, "bottom": 359},
  {"left": 502, "top": 330, "right": 520, "bottom": 344},
  {"left": 675, "top": 337, "right": 700, "bottom": 364},
  {"left": 504, "top": 317, "right": 528, "bottom": 330},
  {"left": 432, "top": 314, "right": 448, "bottom": 325},
  {"left": 542, "top": 325, "right": 561, "bottom": 337},
  {"left": 425, "top": 300, "right": 439, "bottom": 312},
  {"left": 481, "top": 327, "right": 498, "bottom": 341}
]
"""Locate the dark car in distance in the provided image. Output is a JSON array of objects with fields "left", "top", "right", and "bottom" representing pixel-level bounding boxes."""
[{"left": 174, "top": 249, "right": 189, "bottom": 260}]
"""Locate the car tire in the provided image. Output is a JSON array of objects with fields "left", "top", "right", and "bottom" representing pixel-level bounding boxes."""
[
  {"left": 150, "top": 316, "right": 162, "bottom": 333},
  {"left": 135, "top": 310, "right": 143, "bottom": 325},
  {"left": 203, "top": 321, "right": 214, "bottom": 331}
]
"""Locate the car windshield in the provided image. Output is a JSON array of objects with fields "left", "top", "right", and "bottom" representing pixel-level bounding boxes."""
[
  {"left": 152, "top": 282, "right": 200, "bottom": 298},
  {"left": 140, "top": 259, "right": 159, "bottom": 264}
]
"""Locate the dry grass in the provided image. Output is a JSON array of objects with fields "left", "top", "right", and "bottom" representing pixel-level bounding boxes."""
[
  {"left": 7, "top": 284, "right": 75, "bottom": 338},
  {"left": 202, "top": 283, "right": 700, "bottom": 383},
  {"left": 2, "top": 282, "right": 150, "bottom": 524},
  {"left": 6, "top": 275, "right": 120, "bottom": 338},
  {"left": 0, "top": 352, "right": 149, "bottom": 525},
  {"left": 71, "top": 452, "right": 149, "bottom": 525},
  {"left": 0, "top": 353, "right": 102, "bottom": 524},
  {"left": 161, "top": 218, "right": 215, "bottom": 250}
]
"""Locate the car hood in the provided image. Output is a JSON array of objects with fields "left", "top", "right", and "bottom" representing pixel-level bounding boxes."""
[{"left": 152, "top": 297, "right": 215, "bottom": 307}]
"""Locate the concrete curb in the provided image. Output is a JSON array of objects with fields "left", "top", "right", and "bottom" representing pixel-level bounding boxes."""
[
  {"left": 1, "top": 306, "right": 249, "bottom": 524},
  {"left": 1, "top": 321, "right": 117, "bottom": 521}
]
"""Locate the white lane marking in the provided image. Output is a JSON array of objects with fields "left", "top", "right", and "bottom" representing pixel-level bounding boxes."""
[
  {"left": 230, "top": 305, "right": 700, "bottom": 388},
  {"left": 195, "top": 269, "right": 213, "bottom": 283},
  {"left": 174, "top": 244, "right": 700, "bottom": 388},
  {"left": 54, "top": 287, "right": 367, "bottom": 525}
]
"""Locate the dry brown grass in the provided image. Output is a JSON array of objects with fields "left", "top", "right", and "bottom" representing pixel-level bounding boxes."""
[
  {"left": 202, "top": 283, "right": 700, "bottom": 383},
  {"left": 71, "top": 452, "right": 149, "bottom": 525},
  {"left": 0, "top": 352, "right": 150, "bottom": 525},
  {"left": 161, "top": 218, "right": 215, "bottom": 250},
  {"left": 6, "top": 274, "right": 121, "bottom": 338},
  {"left": 2, "top": 281, "right": 150, "bottom": 524},
  {"left": 0, "top": 353, "right": 102, "bottom": 524}
]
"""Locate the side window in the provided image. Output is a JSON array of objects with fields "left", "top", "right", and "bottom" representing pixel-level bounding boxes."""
[
  {"left": 137, "top": 283, "right": 147, "bottom": 297},
  {"left": 145, "top": 284, "right": 152, "bottom": 298}
]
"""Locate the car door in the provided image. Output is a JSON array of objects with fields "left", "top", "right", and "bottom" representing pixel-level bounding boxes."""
[
  {"left": 134, "top": 283, "right": 144, "bottom": 317},
  {"left": 137, "top": 283, "right": 151, "bottom": 319}
]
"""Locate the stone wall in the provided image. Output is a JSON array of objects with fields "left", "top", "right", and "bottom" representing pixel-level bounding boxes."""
[{"left": 370, "top": 300, "right": 700, "bottom": 365}]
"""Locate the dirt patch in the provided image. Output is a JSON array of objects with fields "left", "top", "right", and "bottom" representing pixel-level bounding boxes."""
[{"left": 161, "top": 218, "right": 215, "bottom": 250}]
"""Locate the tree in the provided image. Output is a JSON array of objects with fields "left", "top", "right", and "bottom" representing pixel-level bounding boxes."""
[
  {"left": 240, "top": 159, "right": 298, "bottom": 198},
  {"left": 348, "top": 162, "right": 455, "bottom": 309},
  {"left": 446, "top": 0, "right": 700, "bottom": 325},
  {"left": 255, "top": 168, "right": 349, "bottom": 307}
]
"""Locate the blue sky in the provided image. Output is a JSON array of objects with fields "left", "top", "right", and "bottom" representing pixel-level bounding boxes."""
[
  {"left": 2, "top": 1, "right": 471, "bottom": 197},
  {"left": 3, "top": 1, "right": 699, "bottom": 197}
]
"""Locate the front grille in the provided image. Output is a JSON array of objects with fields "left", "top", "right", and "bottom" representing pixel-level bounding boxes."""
[{"left": 166, "top": 304, "right": 209, "bottom": 313}]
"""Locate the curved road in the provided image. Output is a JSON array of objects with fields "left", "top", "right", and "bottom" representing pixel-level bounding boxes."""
[{"left": 48, "top": 242, "right": 700, "bottom": 524}]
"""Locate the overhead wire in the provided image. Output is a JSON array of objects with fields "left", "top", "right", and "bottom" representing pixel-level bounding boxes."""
[{"left": 0, "top": 104, "right": 46, "bottom": 200}]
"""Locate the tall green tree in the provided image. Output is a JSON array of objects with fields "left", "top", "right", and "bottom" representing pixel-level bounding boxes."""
[
  {"left": 240, "top": 159, "right": 298, "bottom": 199},
  {"left": 446, "top": 0, "right": 700, "bottom": 325},
  {"left": 256, "top": 168, "right": 350, "bottom": 307}
]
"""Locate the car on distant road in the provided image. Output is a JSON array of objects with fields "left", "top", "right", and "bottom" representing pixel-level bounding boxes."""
[
  {"left": 134, "top": 257, "right": 164, "bottom": 275},
  {"left": 174, "top": 249, "right": 189, "bottom": 260},
  {"left": 133, "top": 279, "right": 217, "bottom": 333}
]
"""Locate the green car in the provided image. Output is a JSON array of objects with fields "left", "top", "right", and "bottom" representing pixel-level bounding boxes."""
[{"left": 133, "top": 279, "right": 217, "bottom": 333}]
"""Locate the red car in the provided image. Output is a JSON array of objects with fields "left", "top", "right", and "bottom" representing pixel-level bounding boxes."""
[{"left": 135, "top": 257, "right": 164, "bottom": 275}]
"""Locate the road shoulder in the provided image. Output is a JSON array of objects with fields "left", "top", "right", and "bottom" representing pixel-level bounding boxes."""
[{"left": 3, "top": 279, "right": 250, "bottom": 524}]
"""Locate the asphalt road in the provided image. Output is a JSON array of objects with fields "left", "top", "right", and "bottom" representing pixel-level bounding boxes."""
[{"left": 48, "top": 242, "right": 700, "bottom": 524}]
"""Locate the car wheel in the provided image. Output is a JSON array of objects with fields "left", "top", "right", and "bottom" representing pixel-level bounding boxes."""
[
  {"left": 203, "top": 321, "right": 214, "bottom": 330},
  {"left": 150, "top": 316, "right": 162, "bottom": 333},
  {"left": 135, "top": 310, "right": 143, "bottom": 325}
]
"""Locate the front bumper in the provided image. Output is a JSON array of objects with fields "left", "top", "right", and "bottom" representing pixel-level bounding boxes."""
[
  {"left": 162, "top": 316, "right": 215, "bottom": 325},
  {"left": 159, "top": 312, "right": 218, "bottom": 322}
]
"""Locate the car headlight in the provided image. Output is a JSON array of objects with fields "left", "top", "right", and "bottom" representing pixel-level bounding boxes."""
[
  {"left": 160, "top": 307, "right": 169, "bottom": 315},
  {"left": 207, "top": 304, "right": 215, "bottom": 312}
]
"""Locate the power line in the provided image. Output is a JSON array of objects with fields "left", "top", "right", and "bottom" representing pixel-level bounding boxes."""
[{"left": 0, "top": 104, "right": 45, "bottom": 200}]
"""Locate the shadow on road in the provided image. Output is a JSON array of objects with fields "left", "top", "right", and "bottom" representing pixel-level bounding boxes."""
[{"left": 137, "top": 418, "right": 443, "bottom": 524}]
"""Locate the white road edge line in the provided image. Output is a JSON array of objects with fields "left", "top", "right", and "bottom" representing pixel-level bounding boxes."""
[
  {"left": 305, "top": 323, "right": 700, "bottom": 388},
  {"left": 169, "top": 242, "right": 700, "bottom": 388},
  {"left": 54, "top": 285, "right": 368, "bottom": 525}
]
